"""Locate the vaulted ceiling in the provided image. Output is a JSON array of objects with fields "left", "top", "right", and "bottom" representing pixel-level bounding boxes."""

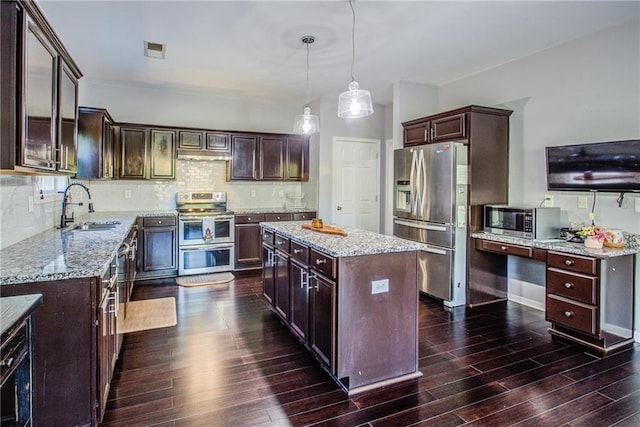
[{"left": 38, "top": 1, "right": 639, "bottom": 105}]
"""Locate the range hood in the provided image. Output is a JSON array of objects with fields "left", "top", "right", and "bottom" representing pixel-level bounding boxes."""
[{"left": 177, "top": 149, "right": 231, "bottom": 161}]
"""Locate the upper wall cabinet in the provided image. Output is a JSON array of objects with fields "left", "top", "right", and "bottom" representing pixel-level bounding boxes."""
[
  {"left": 0, "top": 0, "right": 82, "bottom": 174},
  {"left": 77, "top": 107, "right": 115, "bottom": 179},
  {"left": 115, "top": 125, "right": 176, "bottom": 180},
  {"left": 176, "top": 129, "right": 231, "bottom": 160},
  {"left": 228, "top": 133, "right": 309, "bottom": 182},
  {"left": 403, "top": 112, "right": 467, "bottom": 146}
]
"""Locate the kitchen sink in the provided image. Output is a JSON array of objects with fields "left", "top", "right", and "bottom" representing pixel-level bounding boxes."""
[{"left": 69, "top": 221, "right": 121, "bottom": 231}]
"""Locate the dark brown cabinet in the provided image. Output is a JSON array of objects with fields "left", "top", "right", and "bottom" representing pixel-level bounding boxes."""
[
  {"left": 229, "top": 134, "right": 259, "bottom": 180},
  {"left": 77, "top": 107, "right": 115, "bottom": 179},
  {"left": 402, "top": 112, "right": 466, "bottom": 146},
  {"left": 289, "top": 241, "right": 310, "bottom": 341},
  {"left": 0, "top": 0, "right": 82, "bottom": 174},
  {"left": 274, "top": 245, "right": 290, "bottom": 321},
  {"left": 116, "top": 126, "right": 175, "bottom": 180},
  {"left": 235, "top": 214, "right": 265, "bottom": 270},
  {"left": 177, "top": 129, "right": 231, "bottom": 160},
  {"left": 229, "top": 133, "right": 309, "bottom": 182},
  {"left": 262, "top": 229, "right": 276, "bottom": 303},
  {"left": 97, "top": 257, "right": 118, "bottom": 422},
  {"left": 137, "top": 216, "right": 177, "bottom": 279},
  {"left": 309, "top": 271, "right": 336, "bottom": 371}
]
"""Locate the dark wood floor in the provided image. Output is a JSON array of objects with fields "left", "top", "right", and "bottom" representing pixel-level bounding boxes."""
[{"left": 101, "top": 271, "right": 640, "bottom": 427}]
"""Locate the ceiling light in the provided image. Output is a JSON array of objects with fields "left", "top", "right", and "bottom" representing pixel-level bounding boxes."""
[
  {"left": 293, "top": 36, "right": 320, "bottom": 134},
  {"left": 337, "top": 0, "right": 373, "bottom": 119}
]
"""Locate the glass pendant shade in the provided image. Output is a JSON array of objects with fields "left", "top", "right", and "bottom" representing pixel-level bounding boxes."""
[
  {"left": 337, "top": 81, "right": 373, "bottom": 118},
  {"left": 293, "top": 106, "right": 319, "bottom": 134}
]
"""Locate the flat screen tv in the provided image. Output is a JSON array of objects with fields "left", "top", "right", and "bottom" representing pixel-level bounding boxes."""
[{"left": 545, "top": 139, "right": 640, "bottom": 193}]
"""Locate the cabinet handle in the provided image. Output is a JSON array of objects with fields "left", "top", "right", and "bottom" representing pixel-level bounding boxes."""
[
  {"left": 276, "top": 240, "right": 283, "bottom": 245},
  {"left": 423, "top": 129, "right": 427, "bottom": 141},
  {"left": 301, "top": 270, "right": 308, "bottom": 289},
  {"left": 248, "top": 217, "right": 252, "bottom": 221},
  {"left": 430, "top": 127, "right": 435, "bottom": 140},
  {"left": 563, "top": 282, "right": 574, "bottom": 289},
  {"left": 158, "top": 220, "right": 162, "bottom": 224},
  {"left": 316, "top": 259, "right": 327, "bottom": 265},
  {"left": 563, "top": 311, "right": 574, "bottom": 318},
  {"left": 294, "top": 249, "right": 303, "bottom": 254},
  {"left": 564, "top": 260, "right": 574, "bottom": 266},
  {"left": 0, "top": 357, "right": 14, "bottom": 367},
  {"left": 500, "top": 246, "right": 508, "bottom": 251}
]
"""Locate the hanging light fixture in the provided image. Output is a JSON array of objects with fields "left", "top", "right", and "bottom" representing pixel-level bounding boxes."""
[
  {"left": 293, "top": 35, "right": 320, "bottom": 134},
  {"left": 337, "top": 0, "right": 373, "bottom": 119}
]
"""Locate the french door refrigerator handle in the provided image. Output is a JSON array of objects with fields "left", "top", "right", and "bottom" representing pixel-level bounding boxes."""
[{"left": 393, "top": 219, "right": 447, "bottom": 232}]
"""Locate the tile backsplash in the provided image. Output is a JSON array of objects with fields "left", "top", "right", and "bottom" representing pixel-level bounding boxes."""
[{"left": 0, "top": 160, "right": 314, "bottom": 249}]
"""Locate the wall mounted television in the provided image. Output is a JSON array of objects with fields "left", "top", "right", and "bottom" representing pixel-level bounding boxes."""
[{"left": 545, "top": 139, "right": 640, "bottom": 193}]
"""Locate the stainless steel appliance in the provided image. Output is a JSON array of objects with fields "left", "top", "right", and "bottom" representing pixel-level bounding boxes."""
[
  {"left": 393, "top": 142, "right": 468, "bottom": 307},
  {"left": 483, "top": 205, "right": 561, "bottom": 240},
  {"left": 176, "top": 191, "right": 234, "bottom": 276}
]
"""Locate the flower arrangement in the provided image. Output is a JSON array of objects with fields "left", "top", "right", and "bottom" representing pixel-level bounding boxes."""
[{"left": 575, "top": 225, "right": 607, "bottom": 241}]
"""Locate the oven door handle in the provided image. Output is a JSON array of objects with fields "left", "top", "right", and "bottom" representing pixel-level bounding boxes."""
[{"left": 181, "top": 245, "right": 234, "bottom": 251}]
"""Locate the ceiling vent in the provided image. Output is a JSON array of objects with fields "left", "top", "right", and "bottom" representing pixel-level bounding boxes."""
[{"left": 144, "top": 41, "right": 166, "bottom": 59}]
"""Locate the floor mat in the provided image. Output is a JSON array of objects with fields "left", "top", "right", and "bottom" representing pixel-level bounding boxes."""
[
  {"left": 176, "top": 272, "right": 235, "bottom": 287},
  {"left": 118, "top": 297, "right": 177, "bottom": 333}
]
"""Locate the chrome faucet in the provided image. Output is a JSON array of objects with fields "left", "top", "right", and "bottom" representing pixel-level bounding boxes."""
[{"left": 60, "top": 183, "right": 94, "bottom": 228}]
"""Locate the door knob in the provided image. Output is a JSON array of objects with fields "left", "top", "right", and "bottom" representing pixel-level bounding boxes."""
[{"left": 337, "top": 206, "right": 342, "bottom": 211}]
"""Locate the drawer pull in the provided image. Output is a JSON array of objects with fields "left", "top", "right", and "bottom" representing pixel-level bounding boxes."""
[
  {"left": 563, "top": 282, "right": 574, "bottom": 289},
  {"left": 316, "top": 259, "right": 327, "bottom": 265},
  {"left": 276, "top": 240, "right": 283, "bottom": 245},
  {"left": 158, "top": 220, "right": 162, "bottom": 224},
  {"left": 500, "top": 246, "right": 508, "bottom": 251},
  {"left": 294, "top": 249, "right": 303, "bottom": 254},
  {"left": 1, "top": 357, "right": 14, "bottom": 367},
  {"left": 564, "top": 260, "right": 574, "bottom": 266},
  {"left": 563, "top": 311, "right": 574, "bottom": 318},
  {"left": 248, "top": 217, "right": 252, "bottom": 221}
]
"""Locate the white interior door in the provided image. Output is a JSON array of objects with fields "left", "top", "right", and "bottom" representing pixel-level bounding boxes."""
[{"left": 332, "top": 137, "right": 380, "bottom": 232}]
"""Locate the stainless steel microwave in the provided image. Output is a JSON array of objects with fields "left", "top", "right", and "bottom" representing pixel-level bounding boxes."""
[{"left": 484, "top": 205, "right": 561, "bottom": 240}]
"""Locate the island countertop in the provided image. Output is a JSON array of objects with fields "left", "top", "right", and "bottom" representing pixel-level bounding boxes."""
[
  {"left": 261, "top": 221, "right": 428, "bottom": 257},
  {"left": 0, "top": 211, "right": 176, "bottom": 286}
]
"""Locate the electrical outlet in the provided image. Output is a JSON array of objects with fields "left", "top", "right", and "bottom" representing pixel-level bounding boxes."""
[
  {"left": 636, "top": 197, "right": 640, "bottom": 213},
  {"left": 371, "top": 279, "right": 389, "bottom": 295},
  {"left": 124, "top": 190, "right": 132, "bottom": 199},
  {"left": 578, "top": 196, "right": 588, "bottom": 209},
  {"left": 250, "top": 189, "right": 256, "bottom": 198},
  {"left": 543, "top": 195, "right": 554, "bottom": 207},
  {"left": 278, "top": 189, "right": 284, "bottom": 197},
  {"left": 28, "top": 196, "right": 34, "bottom": 212}
]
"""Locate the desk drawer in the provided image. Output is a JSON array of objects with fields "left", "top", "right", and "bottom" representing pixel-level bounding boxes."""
[
  {"left": 546, "top": 294, "right": 597, "bottom": 336},
  {"left": 477, "top": 239, "right": 532, "bottom": 258},
  {"left": 547, "top": 267, "right": 598, "bottom": 305},
  {"left": 547, "top": 251, "right": 597, "bottom": 275}
]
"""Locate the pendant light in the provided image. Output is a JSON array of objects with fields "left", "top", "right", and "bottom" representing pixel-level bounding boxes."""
[
  {"left": 293, "top": 35, "right": 320, "bottom": 134},
  {"left": 337, "top": 0, "right": 373, "bottom": 118}
]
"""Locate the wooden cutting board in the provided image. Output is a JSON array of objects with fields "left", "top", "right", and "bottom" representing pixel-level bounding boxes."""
[{"left": 302, "top": 222, "right": 348, "bottom": 236}]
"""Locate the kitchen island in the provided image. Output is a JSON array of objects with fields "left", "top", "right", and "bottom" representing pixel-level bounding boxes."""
[{"left": 260, "top": 221, "right": 426, "bottom": 395}]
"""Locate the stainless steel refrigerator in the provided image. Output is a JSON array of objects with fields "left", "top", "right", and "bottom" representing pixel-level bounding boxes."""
[{"left": 393, "top": 142, "right": 468, "bottom": 307}]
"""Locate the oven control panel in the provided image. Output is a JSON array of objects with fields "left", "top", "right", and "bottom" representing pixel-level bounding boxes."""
[{"left": 176, "top": 191, "right": 227, "bottom": 204}]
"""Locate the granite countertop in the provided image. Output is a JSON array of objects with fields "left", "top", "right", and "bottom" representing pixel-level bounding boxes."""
[
  {"left": 1, "top": 294, "right": 43, "bottom": 337},
  {"left": 261, "top": 221, "right": 428, "bottom": 257},
  {"left": 233, "top": 207, "right": 316, "bottom": 215},
  {"left": 472, "top": 231, "right": 640, "bottom": 258},
  {"left": 0, "top": 211, "right": 148, "bottom": 286}
]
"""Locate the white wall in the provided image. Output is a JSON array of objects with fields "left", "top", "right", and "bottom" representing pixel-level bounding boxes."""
[{"left": 437, "top": 19, "right": 640, "bottom": 330}]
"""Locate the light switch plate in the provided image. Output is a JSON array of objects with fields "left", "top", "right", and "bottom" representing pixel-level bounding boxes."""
[
  {"left": 635, "top": 197, "right": 640, "bottom": 213},
  {"left": 371, "top": 279, "right": 389, "bottom": 294},
  {"left": 124, "top": 190, "right": 132, "bottom": 199},
  {"left": 578, "top": 196, "right": 588, "bottom": 209}
]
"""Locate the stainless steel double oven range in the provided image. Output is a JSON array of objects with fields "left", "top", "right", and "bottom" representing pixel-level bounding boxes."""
[{"left": 176, "top": 191, "right": 235, "bottom": 276}]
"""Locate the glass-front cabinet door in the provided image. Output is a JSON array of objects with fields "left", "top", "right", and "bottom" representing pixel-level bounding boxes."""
[
  {"left": 23, "top": 18, "right": 57, "bottom": 171},
  {"left": 58, "top": 61, "right": 78, "bottom": 173}
]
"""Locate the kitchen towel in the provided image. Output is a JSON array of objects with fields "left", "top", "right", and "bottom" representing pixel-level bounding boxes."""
[{"left": 202, "top": 217, "right": 216, "bottom": 241}]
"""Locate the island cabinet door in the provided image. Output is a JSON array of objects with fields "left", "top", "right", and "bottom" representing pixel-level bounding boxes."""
[
  {"left": 262, "top": 245, "right": 275, "bottom": 304},
  {"left": 309, "top": 273, "right": 336, "bottom": 373},
  {"left": 290, "top": 259, "right": 309, "bottom": 341},
  {"left": 274, "top": 250, "right": 290, "bottom": 321}
]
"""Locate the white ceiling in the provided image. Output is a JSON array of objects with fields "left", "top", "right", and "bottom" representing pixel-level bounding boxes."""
[{"left": 38, "top": 1, "right": 639, "bottom": 105}]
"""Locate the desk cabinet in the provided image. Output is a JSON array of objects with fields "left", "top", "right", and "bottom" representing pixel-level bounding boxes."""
[{"left": 545, "top": 251, "right": 634, "bottom": 353}]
